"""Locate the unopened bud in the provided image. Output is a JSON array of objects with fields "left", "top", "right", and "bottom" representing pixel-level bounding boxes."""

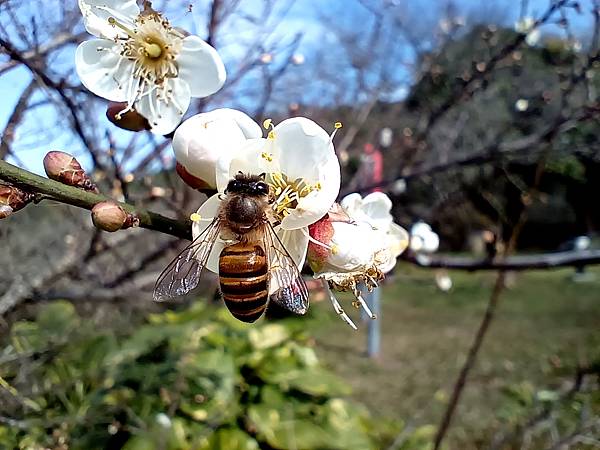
[
  {"left": 176, "top": 162, "right": 215, "bottom": 193},
  {"left": 0, "top": 205, "right": 13, "bottom": 219},
  {"left": 106, "top": 102, "right": 150, "bottom": 132},
  {"left": 0, "top": 184, "right": 34, "bottom": 219},
  {"left": 91, "top": 201, "right": 136, "bottom": 232},
  {"left": 44, "top": 151, "right": 98, "bottom": 192}
]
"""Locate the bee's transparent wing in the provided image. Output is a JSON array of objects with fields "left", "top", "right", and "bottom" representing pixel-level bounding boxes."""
[
  {"left": 153, "top": 218, "right": 223, "bottom": 302},
  {"left": 264, "top": 223, "right": 309, "bottom": 315}
]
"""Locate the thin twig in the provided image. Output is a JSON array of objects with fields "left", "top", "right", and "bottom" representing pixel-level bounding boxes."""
[{"left": 432, "top": 144, "right": 550, "bottom": 449}]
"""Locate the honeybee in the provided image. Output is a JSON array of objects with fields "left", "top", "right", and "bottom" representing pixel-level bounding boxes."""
[{"left": 153, "top": 173, "right": 309, "bottom": 322}]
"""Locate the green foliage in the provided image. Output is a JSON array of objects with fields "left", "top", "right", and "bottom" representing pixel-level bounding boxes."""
[
  {"left": 496, "top": 378, "right": 600, "bottom": 449},
  {"left": 0, "top": 301, "right": 389, "bottom": 450}
]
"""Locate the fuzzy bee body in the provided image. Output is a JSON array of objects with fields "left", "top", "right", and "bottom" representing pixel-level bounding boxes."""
[{"left": 153, "top": 173, "right": 309, "bottom": 322}]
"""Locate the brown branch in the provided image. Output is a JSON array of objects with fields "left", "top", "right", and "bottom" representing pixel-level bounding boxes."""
[
  {"left": 344, "top": 104, "right": 600, "bottom": 197},
  {"left": 0, "top": 79, "right": 37, "bottom": 160},
  {"left": 404, "top": 250, "right": 600, "bottom": 271},
  {"left": 432, "top": 140, "right": 551, "bottom": 449},
  {"left": 0, "top": 31, "right": 87, "bottom": 76},
  {"left": 0, "top": 36, "right": 105, "bottom": 171},
  {"left": 418, "top": 0, "right": 569, "bottom": 135},
  {"left": 0, "top": 160, "right": 191, "bottom": 241}
]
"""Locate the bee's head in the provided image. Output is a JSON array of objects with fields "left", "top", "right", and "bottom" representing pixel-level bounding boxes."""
[{"left": 225, "top": 173, "right": 269, "bottom": 196}]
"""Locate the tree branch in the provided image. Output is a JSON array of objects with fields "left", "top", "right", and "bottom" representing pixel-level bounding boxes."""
[
  {"left": 404, "top": 250, "right": 600, "bottom": 271},
  {"left": 0, "top": 160, "right": 191, "bottom": 241}
]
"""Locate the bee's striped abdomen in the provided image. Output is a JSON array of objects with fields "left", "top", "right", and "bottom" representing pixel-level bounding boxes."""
[{"left": 219, "top": 243, "right": 268, "bottom": 323}]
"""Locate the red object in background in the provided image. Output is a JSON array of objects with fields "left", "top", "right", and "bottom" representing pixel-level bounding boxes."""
[{"left": 363, "top": 143, "right": 383, "bottom": 193}]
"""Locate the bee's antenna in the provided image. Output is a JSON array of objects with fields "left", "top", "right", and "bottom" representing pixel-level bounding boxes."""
[{"left": 258, "top": 172, "right": 266, "bottom": 180}]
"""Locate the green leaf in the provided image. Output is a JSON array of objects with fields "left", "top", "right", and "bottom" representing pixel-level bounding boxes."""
[
  {"left": 248, "top": 404, "right": 332, "bottom": 449},
  {"left": 200, "top": 428, "right": 260, "bottom": 450},
  {"left": 37, "top": 300, "right": 78, "bottom": 334},
  {"left": 122, "top": 435, "right": 158, "bottom": 450},
  {"left": 248, "top": 324, "right": 290, "bottom": 349}
]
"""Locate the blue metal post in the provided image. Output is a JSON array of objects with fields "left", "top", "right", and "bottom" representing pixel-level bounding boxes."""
[{"left": 366, "top": 287, "right": 381, "bottom": 358}]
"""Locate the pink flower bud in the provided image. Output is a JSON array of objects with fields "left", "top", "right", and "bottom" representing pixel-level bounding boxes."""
[
  {"left": 43, "top": 151, "right": 98, "bottom": 192},
  {"left": 106, "top": 102, "right": 150, "bottom": 132},
  {"left": 0, "top": 204, "right": 13, "bottom": 219},
  {"left": 91, "top": 201, "right": 127, "bottom": 232},
  {"left": 0, "top": 184, "right": 34, "bottom": 219}
]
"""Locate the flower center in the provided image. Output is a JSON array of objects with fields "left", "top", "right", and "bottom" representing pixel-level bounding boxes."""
[
  {"left": 266, "top": 172, "right": 319, "bottom": 222},
  {"left": 107, "top": 12, "right": 185, "bottom": 120}
]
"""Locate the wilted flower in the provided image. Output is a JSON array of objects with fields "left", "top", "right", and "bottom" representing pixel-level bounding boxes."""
[
  {"left": 191, "top": 116, "right": 342, "bottom": 277},
  {"left": 76, "top": 0, "right": 226, "bottom": 135},
  {"left": 308, "top": 193, "right": 409, "bottom": 328},
  {"left": 172, "top": 109, "right": 262, "bottom": 189}
]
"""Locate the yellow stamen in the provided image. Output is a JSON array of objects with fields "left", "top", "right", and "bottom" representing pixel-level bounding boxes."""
[
  {"left": 263, "top": 118, "right": 273, "bottom": 129},
  {"left": 267, "top": 130, "right": 276, "bottom": 140},
  {"left": 261, "top": 152, "right": 273, "bottom": 162},
  {"left": 331, "top": 244, "right": 339, "bottom": 255},
  {"left": 334, "top": 121, "right": 343, "bottom": 129},
  {"left": 108, "top": 17, "right": 162, "bottom": 58},
  {"left": 190, "top": 213, "right": 201, "bottom": 222}
]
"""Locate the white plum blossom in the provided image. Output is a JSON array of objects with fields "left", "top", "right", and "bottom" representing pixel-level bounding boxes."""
[
  {"left": 515, "top": 99, "right": 529, "bottom": 112},
  {"left": 515, "top": 17, "right": 541, "bottom": 46},
  {"left": 191, "top": 115, "right": 342, "bottom": 287},
  {"left": 410, "top": 221, "right": 439, "bottom": 254},
  {"left": 435, "top": 271, "right": 453, "bottom": 292},
  {"left": 172, "top": 109, "right": 262, "bottom": 189},
  {"left": 75, "top": 0, "right": 226, "bottom": 135},
  {"left": 340, "top": 192, "right": 408, "bottom": 273},
  {"left": 308, "top": 193, "right": 409, "bottom": 328},
  {"left": 409, "top": 221, "right": 452, "bottom": 292}
]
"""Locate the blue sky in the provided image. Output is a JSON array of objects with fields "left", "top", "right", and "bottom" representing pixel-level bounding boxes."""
[{"left": 0, "top": 0, "right": 595, "bottom": 174}]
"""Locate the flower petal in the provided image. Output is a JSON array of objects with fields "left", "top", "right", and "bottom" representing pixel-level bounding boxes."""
[
  {"left": 378, "top": 223, "right": 409, "bottom": 273},
  {"left": 361, "top": 192, "right": 393, "bottom": 230},
  {"left": 75, "top": 39, "right": 133, "bottom": 102},
  {"left": 422, "top": 231, "right": 440, "bottom": 253},
  {"left": 216, "top": 138, "right": 275, "bottom": 192},
  {"left": 273, "top": 117, "right": 333, "bottom": 181},
  {"left": 78, "top": 0, "right": 139, "bottom": 39},
  {"left": 339, "top": 193, "right": 363, "bottom": 217},
  {"left": 136, "top": 78, "right": 191, "bottom": 135},
  {"left": 270, "top": 118, "right": 340, "bottom": 230},
  {"left": 321, "top": 221, "right": 377, "bottom": 272},
  {"left": 410, "top": 222, "right": 432, "bottom": 238},
  {"left": 281, "top": 151, "right": 340, "bottom": 230},
  {"left": 173, "top": 109, "right": 261, "bottom": 188},
  {"left": 177, "top": 36, "right": 227, "bottom": 98}
]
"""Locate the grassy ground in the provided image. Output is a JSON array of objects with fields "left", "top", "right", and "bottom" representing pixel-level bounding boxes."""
[{"left": 302, "top": 264, "right": 600, "bottom": 448}]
